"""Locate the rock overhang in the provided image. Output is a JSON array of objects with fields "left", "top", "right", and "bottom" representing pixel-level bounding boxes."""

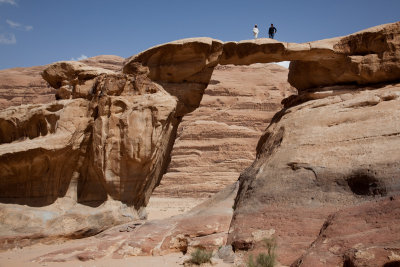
[{"left": 123, "top": 37, "right": 224, "bottom": 83}]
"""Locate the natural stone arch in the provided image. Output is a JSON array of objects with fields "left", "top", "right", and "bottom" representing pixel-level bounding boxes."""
[
  {"left": 1, "top": 20, "right": 399, "bottom": 218},
  {"left": 0, "top": 20, "right": 399, "bottom": 250},
  {"left": 126, "top": 21, "right": 400, "bottom": 92}
]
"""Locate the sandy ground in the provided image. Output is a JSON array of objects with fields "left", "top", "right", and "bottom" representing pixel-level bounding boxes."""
[
  {"left": 0, "top": 244, "right": 189, "bottom": 267},
  {"left": 0, "top": 197, "right": 233, "bottom": 267},
  {"left": 0, "top": 243, "right": 185, "bottom": 267},
  {"left": 146, "top": 197, "right": 206, "bottom": 220},
  {"left": 0, "top": 248, "right": 178, "bottom": 266},
  {"left": 0, "top": 247, "right": 232, "bottom": 267}
]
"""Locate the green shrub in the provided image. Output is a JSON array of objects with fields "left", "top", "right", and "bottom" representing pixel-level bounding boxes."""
[
  {"left": 246, "top": 238, "right": 277, "bottom": 267},
  {"left": 189, "top": 248, "right": 213, "bottom": 265}
]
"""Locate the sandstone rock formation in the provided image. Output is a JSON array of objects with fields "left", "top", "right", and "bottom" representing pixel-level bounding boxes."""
[
  {"left": 80, "top": 55, "right": 124, "bottom": 72},
  {"left": 0, "top": 60, "right": 296, "bottom": 200},
  {"left": 0, "top": 99, "right": 92, "bottom": 206},
  {"left": 229, "top": 83, "right": 400, "bottom": 265},
  {"left": 220, "top": 37, "right": 342, "bottom": 65},
  {"left": 0, "top": 62, "right": 179, "bottom": 245},
  {"left": 0, "top": 65, "right": 54, "bottom": 110},
  {"left": 292, "top": 197, "right": 400, "bottom": 267},
  {"left": 0, "top": 40, "right": 225, "bottom": 245},
  {"left": 289, "top": 22, "right": 400, "bottom": 90},
  {"left": 228, "top": 22, "right": 400, "bottom": 266},
  {"left": 153, "top": 64, "right": 296, "bottom": 198},
  {"left": 1, "top": 61, "right": 179, "bottom": 209},
  {"left": 0, "top": 20, "right": 399, "bottom": 267},
  {"left": 124, "top": 38, "right": 224, "bottom": 116},
  {"left": 221, "top": 22, "right": 400, "bottom": 92},
  {"left": 0, "top": 55, "right": 124, "bottom": 110}
]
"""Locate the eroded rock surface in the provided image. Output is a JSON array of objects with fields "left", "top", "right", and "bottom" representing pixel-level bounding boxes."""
[
  {"left": 0, "top": 65, "right": 180, "bottom": 246},
  {"left": 292, "top": 197, "right": 400, "bottom": 267},
  {"left": 289, "top": 22, "right": 400, "bottom": 90},
  {"left": 81, "top": 55, "right": 124, "bottom": 72},
  {"left": 124, "top": 38, "right": 224, "bottom": 116},
  {"left": 229, "top": 80, "right": 400, "bottom": 266},
  {"left": 33, "top": 183, "right": 237, "bottom": 262},
  {"left": 1, "top": 61, "right": 179, "bottom": 208},
  {"left": 0, "top": 55, "right": 124, "bottom": 110},
  {"left": 0, "top": 44, "right": 220, "bottom": 246},
  {"left": 0, "top": 99, "right": 91, "bottom": 206},
  {"left": 220, "top": 37, "right": 342, "bottom": 65},
  {"left": 0, "top": 65, "right": 54, "bottom": 110},
  {"left": 223, "top": 21, "right": 400, "bottom": 267}
]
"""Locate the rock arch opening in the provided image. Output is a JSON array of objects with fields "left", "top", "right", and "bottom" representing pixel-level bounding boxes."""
[{"left": 148, "top": 61, "right": 296, "bottom": 219}]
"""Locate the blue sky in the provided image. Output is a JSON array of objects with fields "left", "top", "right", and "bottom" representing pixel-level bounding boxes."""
[{"left": 0, "top": 0, "right": 399, "bottom": 70}]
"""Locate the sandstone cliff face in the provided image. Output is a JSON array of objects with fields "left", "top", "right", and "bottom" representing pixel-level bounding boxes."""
[
  {"left": 229, "top": 84, "right": 400, "bottom": 265},
  {"left": 80, "top": 55, "right": 124, "bottom": 72},
  {"left": 1, "top": 61, "right": 180, "bottom": 210},
  {"left": 0, "top": 62, "right": 182, "bottom": 244},
  {"left": 124, "top": 38, "right": 224, "bottom": 116},
  {"left": 0, "top": 55, "right": 124, "bottom": 110},
  {"left": 0, "top": 99, "right": 91, "bottom": 206},
  {"left": 292, "top": 197, "right": 400, "bottom": 267},
  {"left": 289, "top": 22, "right": 400, "bottom": 90},
  {"left": 228, "top": 22, "right": 400, "bottom": 266},
  {"left": 0, "top": 65, "right": 54, "bottom": 110},
  {"left": 0, "top": 40, "right": 224, "bottom": 245},
  {"left": 153, "top": 64, "right": 296, "bottom": 198}
]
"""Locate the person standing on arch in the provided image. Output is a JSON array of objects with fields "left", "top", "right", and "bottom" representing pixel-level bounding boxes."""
[
  {"left": 268, "top": 24, "right": 277, "bottom": 39},
  {"left": 253, "top": 24, "right": 259, "bottom": 39}
]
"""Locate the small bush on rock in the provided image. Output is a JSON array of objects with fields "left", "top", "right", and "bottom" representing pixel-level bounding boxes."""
[
  {"left": 247, "top": 238, "right": 276, "bottom": 267},
  {"left": 189, "top": 248, "right": 213, "bottom": 265}
]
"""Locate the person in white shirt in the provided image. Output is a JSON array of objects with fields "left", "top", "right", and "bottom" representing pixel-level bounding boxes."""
[{"left": 253, "top": 24, "right": 259, "bottom": 39}]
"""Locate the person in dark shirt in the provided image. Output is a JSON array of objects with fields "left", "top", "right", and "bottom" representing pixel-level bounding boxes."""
[{"left": 268, "top": 24, "right": 277, "bottom": 39}]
